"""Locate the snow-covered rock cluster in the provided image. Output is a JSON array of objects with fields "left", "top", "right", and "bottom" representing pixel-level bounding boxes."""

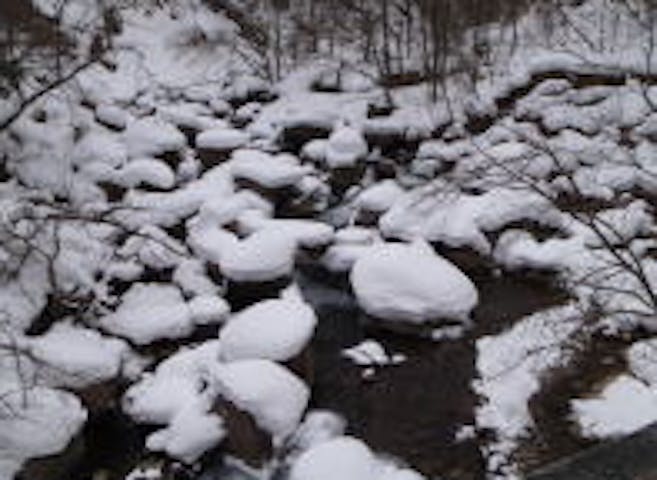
[{"left": 4, "top": 0, "right": 657, "bottom": 479}]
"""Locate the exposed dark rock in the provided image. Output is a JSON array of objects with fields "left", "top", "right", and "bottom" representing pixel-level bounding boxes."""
[
  {"left": 328, "top": 163, "right": 366, "bottom": 198},
  {"left": 225, "top": 277, "right": 291, "bottom": 312},
  {"left": 278, "top": 124, "right": 332, "bottom": 154},
  {"left": 212, "top": 397, "right": 273, "bottom": 469},
  {"left": 197, "top": 148, "right": 233, "bottom": 169},
  {"left": 98, "top": 181, "right": 127, "bottom": 203},
  {"left": 156, "top": 150, "right": 185, "bottom": 170}
]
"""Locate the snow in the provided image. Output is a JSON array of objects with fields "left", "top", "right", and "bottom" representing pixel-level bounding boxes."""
[
  {"left": 302, "top": 139, "right": 329, "bottom": 163},
  {"left": 290, "top": 436, "right": 425, "bottom": 480},
  {"left": 119, "top": 158, "right": 176, "bottom": 190},
  {"left": 99, "top": 283, "right": 193, "bottom": 345},
  {"left": 123, "top": 117, "right": 186, "bottom": 158},
  {"left": 380, "top": 185, "right": 562, "bottom": 255},
  {"left": 325, "top": 123, "right": 368, "bottom": 168},
  {"left": 219, "top": 229, "right": 297, "bottom": 282},
  {"left": 350, "top": 241, "right": 478, "bottom": 324},
  {"left": 230, "top": 149, "right": 312, "bottom": 188},
  {"left": 145, "top": 408, "right": 225, "bottom": 464},
  {"left": 219, "top": 295, "right": 317, "bottom": 362},
  {"left": 173, "top": 259, "right": 221, "bottom": 297},
  {"left": 474, "top": 304, "right": 583, "bottom": 479},
  {"left": 197, "top": 127, "right": 250, "bottom": 151},
  {"left": 289, "top": 411, "right": 347, "bottom": 454},
  {"left": 212, "top": 359, "right": 310, "bottom": 444},
  {"left": 72, "top": 131, "right": 128, "bottom": 168},
  {"left": 0, "top": 387, "right": 87, "bottom": 480},
  {"left": 236, "top": 211, "right": 335, "bottom": 249},
  {"left": 189, "top": 295, "right": 231, "bottom": 325},
  {"left": 123, "top": 341, "right": 222, "bottom": 425},
  {"left": 290, "top": 436, "right": 378, "bottom": 480},
  {"left": 571, "top": 375, "right": 657, "bottom": 439},
  {"left": 355, "top": 180, "right": 405, "bottom": 213},
  {"left": 26, "top": 322, "right": 130, "bottom": 388},
  {"left": 95, "top": 103, "right": 130, "bottom": 130},
  {"left": 342, "top": 340, "right": 406, "bottom": 367},
  {"left": 122, "top": 341, "right": 228, "bottom": 462}
]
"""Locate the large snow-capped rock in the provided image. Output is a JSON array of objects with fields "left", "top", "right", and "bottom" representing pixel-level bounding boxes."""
[
  {"left": 212, "top": 359, "right": 310, "bottom": 444},
  {"left": 290, "top": 436, "right": 425, "bottom": 480},
  {"left": 219, "top": 295, "right": 317, "bottom": 362},
  {"left": 350, "top": 241, "right": 478, "bottom": 324}
]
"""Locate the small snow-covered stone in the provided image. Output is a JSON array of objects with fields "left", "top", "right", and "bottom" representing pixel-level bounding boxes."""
[
  {"left": 95, "top": 103, "right": 130, "bottom": 130},
  {"left": 119, "top": 158, "right": 176, "bottom": 189},
  {"left": 196, "top": 127, "right": 249, "bottom": 151},
  {"left": 355, "top": 180, "right": 404, "bottom": 213},
  {"left": 325, "top": 123, "right": 368, "bottom": 168},
  {"left": 230, "top": 149, "right": 311, "bottom": 188},
  {"left": 124, "top": 117, "right": 186, "bottom": 158},
  {"left": 350, "top": 241, "right": 478, "bottom": 324}
]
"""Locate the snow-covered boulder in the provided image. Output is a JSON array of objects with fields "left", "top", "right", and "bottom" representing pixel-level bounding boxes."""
[
  {"left": 355, "top": 180, "right": 404, "bottom": 214},
  {"left": 99, "top": 283, "right": 227, "bottom": 345},
  {"left": 118, "top": 158, "right": 176, "bottom": 190},
  {"left": 124, "top": 117, "right": 186, "bottom": 158},
  {"left": 219, "top": 296, "right": 317, "bottom": 362},
  {"left": 99, "top": 283, "right": 193, "bottom": 345},
  {"left": 325, "top": 123, "right": 368, "bottom": 169},
  {"left": 196, "top": 127, "right": 250, "bottom": 166},
  {"left": 350, "top": 241, "right": 478, "bottom": 324},
  {"left": 230, "top": 149, "right": 312, "bottom": 189},
  {"left": 95, "top": 103, "right": 130, "bottom": 130},
  {"left": 290, "top": 436, "right": 425, "bottom": 480},
  {"left": 27, "top": 322, "right": 130, "bottom": 388},
  {"left": 0, "top": 387, "right": 87, "bottom": 480},
  {"left": 220, "top": 229, "right": 297, "bottom": 282},
  {"left": 213, "top": 359, "right": 310, "bottom": 444}
]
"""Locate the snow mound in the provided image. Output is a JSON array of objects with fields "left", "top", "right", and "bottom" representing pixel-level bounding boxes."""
[
  {"left": 325, "top": 123, "right": 368, "bottom": 168},
  {"left": 230, "top": 149, "right": 312, "bottom": 188},
  {"left": 380, "top": 185, "right": 561, "bottom": 254},
  {"left": 124, "top": 117, "right": 186, "bottom": 157},
  {"left": 197, "top": 127, "right": 249, "bottom": 151},
  {"left": 220, "top": 229, "right": 297, "bottom": 282},
  {"left": 27, "top": 322, "right": 130, "bottom": 388},
  {"left": 0, "top": 387, "right": 87, "bottom": 480},
  {"left": 219, "top": 295, "right": 317, "bottom": 362},
  {"left": 290, "top": 436, "right": 425, "bottom": 480},
  {"left": 355, "top": 180, "right": 404, "bottom": 213},
  {"left": 571, "top": 374, "right": 657, "bottom": 439},
  {"left": 145, "top": 407, "right": 225, "bottom": 464},
  {"left": 95, "top": 103, "right": 130, "bottom": 130},
  {"left": 123, "top": 341, "right": 226, "bottom": 462},
  {"left": 350, "top": 241, "right": 478, "bottom": 324},
  {"left": 213, "top": 359, "right": 309, "bottom": 443},
  {"left": 100, "top": 283, "right": 227, "bottom": 345},
  {"left": 119, "top": 158, "right": 176, "bottom": 189}
]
